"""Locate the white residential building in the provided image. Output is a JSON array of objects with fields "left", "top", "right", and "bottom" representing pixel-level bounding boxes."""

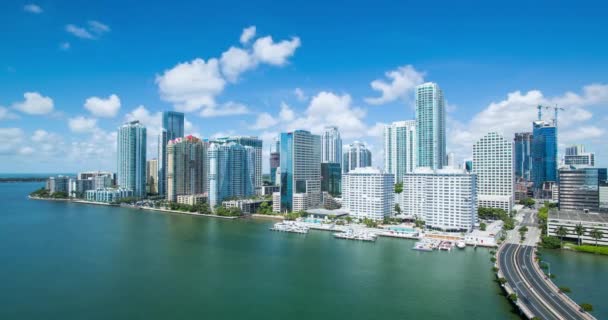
[
  {"left": 321, "top": 126, "right": 342, "bottom": 164},
  {"left": 400, "top": 167, "right": 477, "bottom": 232},
  {"left": 473, "top": 132, "right": 514, "bottom": 212},
  {"left": 384, "top": 120, "right": 416, "bottom": 183},
  {"left": 342, "top": 167, "right": 394, "bottom": 221}
]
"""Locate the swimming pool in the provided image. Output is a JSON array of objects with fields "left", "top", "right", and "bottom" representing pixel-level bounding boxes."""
[{"left": 388, "top": 227, "right": 416, "bottom": 233}]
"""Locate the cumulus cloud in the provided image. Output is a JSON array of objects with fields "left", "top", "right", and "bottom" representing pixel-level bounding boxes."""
[
  {"left": 24, "top": 4, "right": 42, "bottom": 14},
  {"left": 365, "top": 65, "right": 425, "bottom": 105},
  {"left": 0, "top": 106, "right": 18, "bottom": 120},
  {"left": 240, "top": 26, "right": 256, "bottom": 44},
  {"left": 157, "top": 26, "right": 300, "bottom": 115},
  {"left": 12, "top": 92, "right": 54, "bottom": 115},
  {"left": 0, "top": 128, "right": 24, "bottom": 155},
  {"left": 251, "top": 112, "right": 278, "bottom": 130},
  {"left": 294, "top": 88, "right": 307, "bottom": 102},
  {"left": 68, "top": 116, "right": 99, "bottom": 133},
  {"left": 279, "top": 102, "right": 295, "bottom": 122},
  {"left": 84, "top": 94, "right": 121, "bottom": 117}
]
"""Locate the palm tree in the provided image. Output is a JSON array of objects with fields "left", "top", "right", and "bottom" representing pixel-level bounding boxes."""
[
  {"left": 555, "top": 226, "right": 569, "bottom": 247},
  {"left": 574, "top": 223, "right": 585, "bottom": 246},
  {"left": 589, "top": 228, "right": 604, "bottom": 247}
]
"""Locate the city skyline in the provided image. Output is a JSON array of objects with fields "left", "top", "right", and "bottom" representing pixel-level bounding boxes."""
[{"left": 1, "top": 1, "right": 608, "bottom": 173}]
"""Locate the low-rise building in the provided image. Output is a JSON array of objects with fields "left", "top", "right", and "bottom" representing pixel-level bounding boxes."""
[
  {"left": 548, "top": 210, "right": 608, "bottom": 246},
  {"left": 176, "top": 194, "right": 207, "bottom": 206},
  {"left": 85, "top": 188, "right": 133, "bottom": 203},
  {"left": 322, "top": 192, "right": 341, "bottom": 210},
  {"left": 222, "top": 199, "right": 269, "bottom": 215},
  {"left": 558, "top": 167, "right": 607, "bottom": 211}
]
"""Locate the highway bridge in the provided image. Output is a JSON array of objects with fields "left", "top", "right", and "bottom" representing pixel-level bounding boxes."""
[{"left": 497, "top": 243, "right": 595, "bottom": 320}]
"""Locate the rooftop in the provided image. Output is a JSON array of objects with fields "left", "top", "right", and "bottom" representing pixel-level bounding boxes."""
[{"left": 549, "top": 209, "right": 608, "bottom": 223}]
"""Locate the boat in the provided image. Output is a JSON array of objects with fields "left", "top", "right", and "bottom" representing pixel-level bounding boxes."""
[
  {"left": 270, "top": 221, "right": 309, "bottom": 234},
  {"left": 333, "top": 229, "right": 376, "bottom": 242},
  {"left": 456, "top": 241, "right": 466, "bottom": 249}
]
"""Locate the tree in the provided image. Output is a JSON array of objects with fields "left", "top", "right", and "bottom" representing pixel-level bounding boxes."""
[
  {"left": 498, "top": 277, "right": 507, "bottom": 285},
  {"left": 257, "top": 201, "right": 272, "bottom": 215},
  {"left": 480, "top": 222, "right": 487, "bottom": 231},
  {"left": 574, "top": 223, "right": 585, "bottom": 246},
  {"left": 589, "top": 228, "right": 604, "bottom": 247},
  {"left": 519, "top": 197, "right": 535, "bottom": 208},
  {"left": 541, "top": 236, "right": 561, "bottom": 249},
  {"left": 579, "top": 303, "right": 593, "bottom": 312},
  {"left": 394, "top": 203, "right": 401, "bottom": 215},
  {"left": 555, "top": 226, "right": 569, "bottom": 246},
  {"left": 508, "top": 293, "right": 517, "bottom": 302},
  {"left": 394, "top": 183, "right": 403, "bottom": 194}
]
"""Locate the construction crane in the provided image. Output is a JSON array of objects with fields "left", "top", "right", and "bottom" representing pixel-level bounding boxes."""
[{"left": 536, "top": 104, "right": 565, "bottom": 128}]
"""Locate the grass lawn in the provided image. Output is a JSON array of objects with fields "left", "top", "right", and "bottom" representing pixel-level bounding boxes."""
[{"left": 566, "top": 243, "right": 608, "bottom": 255}]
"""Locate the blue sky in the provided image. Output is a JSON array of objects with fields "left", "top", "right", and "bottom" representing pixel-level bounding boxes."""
[{"left": 1, "top": 0, "right": 607, "bottom": 173}]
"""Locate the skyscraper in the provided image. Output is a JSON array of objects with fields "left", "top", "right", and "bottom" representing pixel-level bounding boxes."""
[
  {"left": 558, "top": 167, "right": 607, "bottom": 211},
  {"left": 146, "top": 159, "right": 158, "bottom": 194},
  {"left": 270, "top": 137, "right": 280, "bottom": 185},
  {"left": 384, "top": 120, "right": 416, "bottom": 182},
  {"left": 117, "top": 120, "right": 147, "bottom": 198},
  {"left": 158, "top": 111, "right": 184, "bottom": 196},
  {"left": 280, "top": 130, "right": 321, "bottom": 212},
  {"left": 514, "top": 132, "right": 533, "bottom": 181},
  {"left": 564, "top": 145, "right": 595, "bottom": 167},
  {"left": 321, "top": 126, "right": 342, "bottom": 164},
  {"left": 473, "top": 132, "right": 514, "bottom": 212},
  {"left": 166, "top": 135, "right": 207, "bottom": 202},
  {"left": 415, "top": 82, "right": 446, "bottom": 169},
  {"left": 342, "top": 141, "right": 372, "bottom": 174},
  {"left": 208, "top": 142, "right": 256, "bottom": 209},
  {"left": 342, "top": 167, "right": 394, "bottom": 221},
  {"left": 212, "top": 136, "right": 263, "bottom": 192},
  {"left": 321, "top": 162, "right": 341, "bottom": 197},
  {"left": 532, "top": 120, "right": 557, "bottom": 190}
]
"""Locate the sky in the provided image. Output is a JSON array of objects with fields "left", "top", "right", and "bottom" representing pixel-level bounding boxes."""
[{"left": 1, "top": 0, "right": 608, "bottom": 173}]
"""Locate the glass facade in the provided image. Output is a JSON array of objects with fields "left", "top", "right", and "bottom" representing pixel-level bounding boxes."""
[
  {"left": 208, "top": 143, "right": 256, "bottom": 209},
  {"left": 514, "top": 132, "right": 532, "bottom": 181},
  {"left": 158, "top": 111, "right": 184, "bottom": 196},
  {"left": 280, "top": 130, "right": 321, "bottom": 212},
  {"left": 117, "top": 121, "right": 147, "bottom": 198},
  {"left": 531, "top": 121, "right": 557, "bottom": 190},
  {"left": 558, "top": 168, "right": 607, "bottom": 211},
  {"left": 415, "top": 82, "right": 446, "bottom": 170},
  {"left": 321, "top": 163, "right": 341, "bottom": 197}
]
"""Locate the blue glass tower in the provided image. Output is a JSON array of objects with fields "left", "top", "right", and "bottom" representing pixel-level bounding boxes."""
[
  {"left": 514, "top": 132, "right": 533, "bottom": 181},
  {"left": 158, "top": 111, "right": 184, "bottom": 196},
  {"left": 531, "top": 121, "right": 557, "bottom": 189}
]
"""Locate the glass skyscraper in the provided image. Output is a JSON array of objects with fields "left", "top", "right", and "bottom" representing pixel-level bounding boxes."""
[
  {"left": 212, "top": 136, "right": 263, "bottom": 191},
  {"left": 531, "top": 120, "right": 557, "bottom": 190},
  {"left": 208, "top": 142, "right": 256, "bottom": 209},
  {"left": 321, "top": 126, "right": 342, "bottom": 164},
  {"left": 280, "top": 130, "right": 321, "bottom": 212},
  {"left": 384, "top": 120, "right": 416, "bottom": 182},
  {"left": 158, "top": 111, "right": 184, "bottom": 196},
  {"left": 321, "top": 162, "right": 341, "bottom": 197},
  {"left": 415, "top": 82, "right": 446, "bottom": 170},
  {"left": 514, "top": 132, "right": 533, "bottom": 181},
  {"left": 117, "top": 120, "right": 147, "bottom": 198},
  {"left": 342, "top": 141, "right": 372, "bottom": 174}
]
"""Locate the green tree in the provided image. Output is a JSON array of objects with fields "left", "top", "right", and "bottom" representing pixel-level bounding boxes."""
[
  {"left": 480, "top": 222, "right": 487, "bottom": 231},
  {"left": 508, "top": 293, "right": 517, "bottom": 302},
  {"left": 579, "top": 303, "right": 593, "bottom": 312},
  {"left": 394, "top": 203, "right": 401, "bottom": 215},
  {"left": 555, "top": 226, "right": 569, "bottom": 247},
  {"left": 541, "top": 236, "right": 561, "bottom": 249},
  {"left": 589, "top": 228, "right": 604, "bottom": 247},
  {"left": 519, "top": 197, "right": 535, "bottom": 208},
  {"left": 394, "top": 182, "right": 403, "bottom": 194},
  {"left": 574, "top": 223, "right": 586, "bottom": 246},
  {"left": 497, "top": 277, "right": 507, "bottom": 284}
]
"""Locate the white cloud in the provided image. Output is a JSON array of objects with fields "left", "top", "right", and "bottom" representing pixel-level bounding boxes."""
[
  {"left": 12, "top": 92, "right": 54, "bottom": 115},
  {"left": 252, "top": 36, "right": 301, "bottom": 66},
  {"left": 200, "top": 101, "right": 249, "bottom": 117},
  {"left": 448, "top": 84, "right": 608, "bottom": 162},
  {"left": 84, "top": 94, "right": 121, "bottom": 117},
  {"left": 68, "top": 116, "right": 98, "bottom": 133},
  {"left": 88, "top": 20, "right": 110, "bottom": 34},
  {"left": 0, "top": 106, "right": 18, "bottom": 120},
  {"left": 279, "top": 102, "right": 295, "bottom": 121},
  {"left": 125, "top": 105, "right": 162, "bottom": 136},
  {"left": 32, "top": 129, "right": 51, "bottom": 142},
  {"left": 65, "top": 24, "right": 95, "bottom": 39},
  {"left": 0, "top": 128, "right": 24, "bottom": 155},
  {"left": 240, "top": 26, "right": 256, "bottom": 44},
  {"left": 365, "top": 65, "right": 425, "bottom": 105},
  {"left": 156, "top": 58, "right": 226, "bottom": 112},
  {"left": 294, "top": 88, "right": 307, "bottom": 102},
  {"left": 59, "top": 42, "right": 71, "bottom": 50},
  {"left": 19, "top": 146, "right": 35, "bottom": 155},
  {"left": 24, "top": 4, "right": 42, "bottom": 14},
  {"left": 251, "top": 112, "right": 278, "bottom": 130},
  {"left": 220, "top": 47, "right": 257, "bottom": 82}
]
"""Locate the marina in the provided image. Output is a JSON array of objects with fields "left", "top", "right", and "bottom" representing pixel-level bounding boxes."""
[
  {"left": 333, "top": 229, "right": 377, "bottom": 242},
  {"left": 270, "top": 221, "right": 309, "bottom": 234}
]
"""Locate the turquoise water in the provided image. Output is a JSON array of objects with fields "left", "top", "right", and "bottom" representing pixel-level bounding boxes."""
[
  {"left": 388, "top": 226, "right": 416, "bottom": 233},
  {"left": 1, "top": 182, "right": 520, "bottom": 319},
  {"left": 540, "top": 249, "right": 608, "bottom": 318}
]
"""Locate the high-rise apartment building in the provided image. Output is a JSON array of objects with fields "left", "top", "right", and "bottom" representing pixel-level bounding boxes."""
[
  {"left": 399, "top": 167, "right": 477, "bottom": 232},
  {"left": 321, "top": 126, "right": 342, "bottom": 164},
  {"left": 531, "top": 120, "right": 557, "bottom": 190},
  {"left": 564, "top": 145, "right": 595, "bottom": 167},
  {"left": 212, "top": 136, "right": 262, "bottom": 192},
  {"left": 415, "top": 82, "right": 446, "bottom": 170},
  {"left": 158, "top": 111, "right": 184, "bottom": 196},
  {"left": 117, "top": 120, "right": 147, "bottom": 198},
  {"left": 514, "top": 132, "right": 533, "bottom": 181},
  {"left": 342, "top": 141, "right": 372, "bottom": 174},
  {"left": 166, "top": 136, "right": 207, "bottom": 202},
  {"left": 384, "top": 120, "right": 416, "bottom": 182},
  {"left": 473, "top": 132, "right": 514, "bottom": 212},
  {"left": 342, "top": 167, "right": 394, "bottom": 221},
  {"left": 280, "top": 130, "right": 322, "bottom": 212},
  {"left": 146, "top": 159, "right": 158, "bottom": 194},
  {"left": 208, "top": 142, "right": 256, "bottom": 209}
]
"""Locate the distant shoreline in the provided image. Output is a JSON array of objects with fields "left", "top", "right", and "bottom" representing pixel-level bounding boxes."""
[{"left": 1, "top": 178, "right": 47, "bottom": 183}]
